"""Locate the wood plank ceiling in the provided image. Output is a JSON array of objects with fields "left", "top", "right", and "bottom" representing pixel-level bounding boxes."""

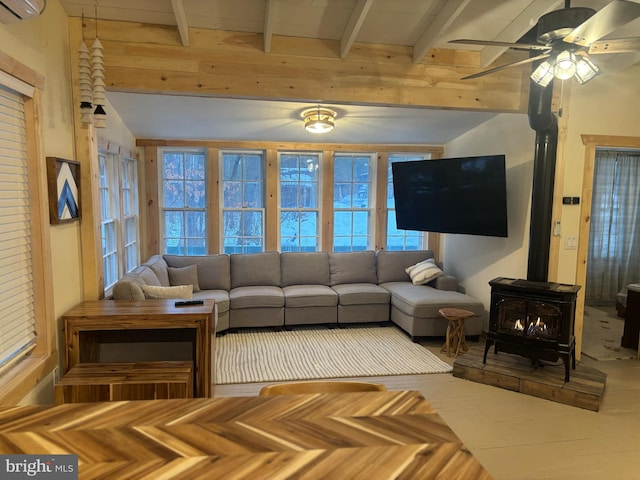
[{"left": 58, "top": 0, "right": 640, "bottom": 143}]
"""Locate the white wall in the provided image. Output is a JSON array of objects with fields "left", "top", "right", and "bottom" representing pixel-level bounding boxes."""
[
  {"left": 556, "top": 63, "right": 640, "bottom": 284},
  {"left": 443, "top": 113, "right": 536, "bottom": 325}
]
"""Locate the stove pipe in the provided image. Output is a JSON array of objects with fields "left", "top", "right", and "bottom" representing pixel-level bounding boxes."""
[{"left": 527, "top": 78, "right": 558, "bottom": 282}]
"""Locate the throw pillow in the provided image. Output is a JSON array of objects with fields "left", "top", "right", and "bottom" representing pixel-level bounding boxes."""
[
  {"left": 405, "top": 258, "right": 443, "bottom": 285},
  {"left": 140, "top": 284, "right": 193, "bottom": 299},
  {"left": 168, "top": 264, "right": 201, "bottom": 292}
]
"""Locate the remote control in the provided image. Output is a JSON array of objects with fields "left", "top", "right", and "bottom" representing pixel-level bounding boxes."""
[{"left": 174, "top": 300, "right": 205, "bottom": 307}]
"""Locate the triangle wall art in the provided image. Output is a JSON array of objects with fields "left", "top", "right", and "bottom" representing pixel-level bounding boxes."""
[{"left": 47, "top": 157, "right": 81, "bottom": 224}]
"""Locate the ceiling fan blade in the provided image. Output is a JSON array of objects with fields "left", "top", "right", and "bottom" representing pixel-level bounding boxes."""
[
  {"left": 564, "top": 0, "right": 640, "bottom": 46},
  {"left": 589, "top": 37, "right": 640, "bottom": 54},
  {"left": 449, "top": 39, "right": 550, "bottom": 51},
  {"left": 461, "top": 53, "right": 550, "bottom": 80}
]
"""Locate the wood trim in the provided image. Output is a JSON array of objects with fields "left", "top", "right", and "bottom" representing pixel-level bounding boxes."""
[
  {"left": 321, "top": 151, "right": 335, "bottom": 251},
  {"left": 144, "top": 147, "right": 160, "bottom": 257},
  {"left": 207, "top": 148, "right": 220, "bottom": 253},
  {"left": 265, "top": 149, "right": 278, "bottom": 252},
  {"left": 73, "top": 18, "right": 528, "bottom": 113},
  {"left": 0, "top": 55, "right": 56, "bottom": 404},
  {"left": 0, "top": 49, "right": 45, "bottom": 90},
  {"left": 137, "top": 139, "right": 445, "bottom": 154},
  {"left": 69, "top": 18, "right": 104, "bottom": 300},
  {"left": 97, "top": 136, "right": 138, "bottom": 159},
  {"left": 375, "top": 152, "right": 388, "bottom": 250},
  {"left": 24, "top": 90, "right": 55, "bottom": 357},
  {"left": 575, "top": 134, "right": 640, "bottom": 361},
  {"left": 0, "top": 354, "right": 58, "bottom": 406},
  {"left": 548, "top": 81, "right": 571, "bottom": 282}
]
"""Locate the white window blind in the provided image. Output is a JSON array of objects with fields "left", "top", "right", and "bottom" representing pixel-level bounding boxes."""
[{"left": 0, "top": 83, "right": 35, "bottom": 368}]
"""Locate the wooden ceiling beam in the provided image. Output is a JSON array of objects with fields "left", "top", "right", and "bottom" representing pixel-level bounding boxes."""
[
  {"left": 413, "top": 0, "right": 470, "bottom": 63},
  {"left": 340, "top": 0, "right": 374, "bottom": 59},
  {"left": 264, "top": 0, "right": 275, "bottom": 53},
  {"left": 480, "top": 0, "right": 563, "bottom": 67},
  {"left": 170, "top": 0, "right": 189, "bottom": 46}
]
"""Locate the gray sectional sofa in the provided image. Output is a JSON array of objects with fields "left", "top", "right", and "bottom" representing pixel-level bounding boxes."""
[{"left": 112, "top": 250, "right": 485, "bottom": 339}]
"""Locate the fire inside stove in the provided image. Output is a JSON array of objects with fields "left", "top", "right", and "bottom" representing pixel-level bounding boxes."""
[{"left": 498, "top": 299, "right": 561, "bottom": 340}]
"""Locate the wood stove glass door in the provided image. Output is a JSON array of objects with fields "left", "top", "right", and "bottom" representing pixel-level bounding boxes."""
[{"left": 497, "top": 297, "right": 562, "bottom": 340}]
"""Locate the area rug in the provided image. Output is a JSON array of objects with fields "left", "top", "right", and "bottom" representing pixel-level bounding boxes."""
[
  {"left": 582, "top": 305, "right": 636, "bottom": 361},
  {"left": 215, "top": 325, "right": 452, "bottom": 384}
]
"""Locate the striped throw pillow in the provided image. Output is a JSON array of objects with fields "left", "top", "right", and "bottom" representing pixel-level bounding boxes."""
[{"left": 405, "top": 258, "right": 443, "bottom": 285}]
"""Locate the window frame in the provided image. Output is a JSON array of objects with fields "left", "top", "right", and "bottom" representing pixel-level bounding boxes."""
[
  {"left": 386, "top": 153, "right": 429, "bottom": 251},
  {"left": 332, "top": 152, "right": 375, "bottom": 252},
  {"left": 160, "top": 148, "right": 208, "bottom": 256},
  {"left": 0, "top": 62, "right": 56, "bottom": 405},
  {"left": 220, "top": 149, "right": 266, "bottom": 254},
  {"left": 98, "top": 150, "right": 141, "bottom": 293},
  {"left": 278, "top": 150, "right": 322, "bottom": 252}
]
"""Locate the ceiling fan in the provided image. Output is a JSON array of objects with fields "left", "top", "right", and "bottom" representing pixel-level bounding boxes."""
[{"left": 449, "top": 0, "right": 640, "bottom": 86}]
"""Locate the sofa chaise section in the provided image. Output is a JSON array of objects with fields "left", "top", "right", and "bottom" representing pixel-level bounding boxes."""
[
  {"left": 377, "top": 250, "right": 484, "bottom": 340},
  {"left": 229, "top": 252, "right": 284, "bottom": 328}
]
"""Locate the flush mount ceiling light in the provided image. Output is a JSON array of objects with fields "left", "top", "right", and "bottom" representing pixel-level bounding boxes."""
[{"left": 302, "top": 106, "right": 336, "bottom": 134}]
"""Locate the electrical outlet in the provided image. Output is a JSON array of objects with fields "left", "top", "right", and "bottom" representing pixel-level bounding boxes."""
[{"left": 52, "top": 366, "right": 60, "bottom": 384}]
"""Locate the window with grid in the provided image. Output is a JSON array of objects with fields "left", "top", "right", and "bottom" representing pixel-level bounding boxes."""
[
  {"left": 99, "top": 152, "right": 119, "bottom": 289},
  {"left": 387, "top": 154, "right": 429, "bottom": 250},
  {"left": 161, "top": 150, "right": 207, "bottom": 255},
  {"left": 99, "top": 152, "right": 141, "bottom": 290},
  {"left": 221, "top": 150, "right": 264, "bottom": 254},
  {"left": 121, "top": 157, "right": 139, "bottom": 272},
  {"left": 333, "top": 153, "right": 374, "bottom": 252},
  {"left": 279, "top": 152, "right": 320, "bottom": 252},
  {"left": 0, "top": 83, "right": 35, "bottom": 367}
]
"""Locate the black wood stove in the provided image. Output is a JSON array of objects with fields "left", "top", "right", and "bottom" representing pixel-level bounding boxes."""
[{"left": 484, "top": 277, "right": 581, "bottom": 382}]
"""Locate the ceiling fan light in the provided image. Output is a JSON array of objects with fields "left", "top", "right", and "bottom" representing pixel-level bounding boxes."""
[
  {"left": 531, "top": 60, "right": 555, "bottom": 87},
  {"left": 302, "top": 106, "right": 336, "bottom": 134},
  {"left": 575, "top": 56, "right": 600, "bottom": 84},
  {"left": 554, "top": 50, "right": 577, "bottom": 80}
]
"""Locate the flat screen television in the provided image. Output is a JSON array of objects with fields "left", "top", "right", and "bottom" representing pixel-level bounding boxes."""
[{"left": 391, "top": 154, "right": 508, "bottom": 237}]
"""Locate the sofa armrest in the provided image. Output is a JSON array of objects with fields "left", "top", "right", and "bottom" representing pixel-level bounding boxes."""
[
  {"left": 112, "top": 280, "right": 146, "bottom": 301},
  {"left": 432, "top": 274, "right": 457, "bottom": 292}
]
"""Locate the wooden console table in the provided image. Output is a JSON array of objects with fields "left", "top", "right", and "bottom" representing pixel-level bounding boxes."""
[
  {"left": 0, "top": 390, "right": 491, "bottom": 479},
  {"left": 62, "top": 299, "right": 215, "bottom": 398}
]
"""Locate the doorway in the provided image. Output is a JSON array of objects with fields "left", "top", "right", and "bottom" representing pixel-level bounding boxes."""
[{"left": 577, "top": 140, "right": 640, "bottom": 360}]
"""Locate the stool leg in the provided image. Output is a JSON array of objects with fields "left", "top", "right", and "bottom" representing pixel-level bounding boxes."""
[{"left": 441, "top": 320, "right": 452, "bottom": 356}]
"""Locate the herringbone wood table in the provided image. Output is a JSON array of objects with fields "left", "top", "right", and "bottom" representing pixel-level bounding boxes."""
[{"left": 0, "top": 391, "right": 491, "bottom": 479}]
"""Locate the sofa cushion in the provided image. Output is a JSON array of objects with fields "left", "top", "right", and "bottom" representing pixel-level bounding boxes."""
[
  {"left": 281, "top": 252, "right": 330, "bottom": 287},
  {"left": 164, "top": 254, "right": 231, "bottom": 291},
  {"left": 168, "top": 264, "right": 201, "bottom": 292},
  {"left": 282, "top": 285, "right": 338, "bottom": 307},
  {"left": 144, "top": 255, "right": 170, "bottom": 286},
  {"left": 140, "top": 284, "right": 193, "bottom": 299},
  {"left": 193, "top": 289, "right": 230, "bottom": 313},
  {"left": 231, "top": 252, "right": 281, "bottom": 288},
  {"left": 134, "top": 266, "right": 161, "bottom": 287},
  {"left": 230, "top": 286, "right": 284, "bottom": 309},
  {"left": 376, "top": 250, "right": 434, "bottom": 284},
  {"left": 405, "top": 258, "right": 443, "bottom": 285},
  {"left": 382, "top": 282, "right": 483, "bottom": 318},
  {"left": 329, "top": 251, "right": 377, "bottom": 286},
  {"left": 331, "top": 283, "right": 390, "bottom": 306}
]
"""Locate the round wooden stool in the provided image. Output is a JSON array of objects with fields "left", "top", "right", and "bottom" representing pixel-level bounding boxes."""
[{"left": 439, "top": 308, "right": 474, "bottom": 358}]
